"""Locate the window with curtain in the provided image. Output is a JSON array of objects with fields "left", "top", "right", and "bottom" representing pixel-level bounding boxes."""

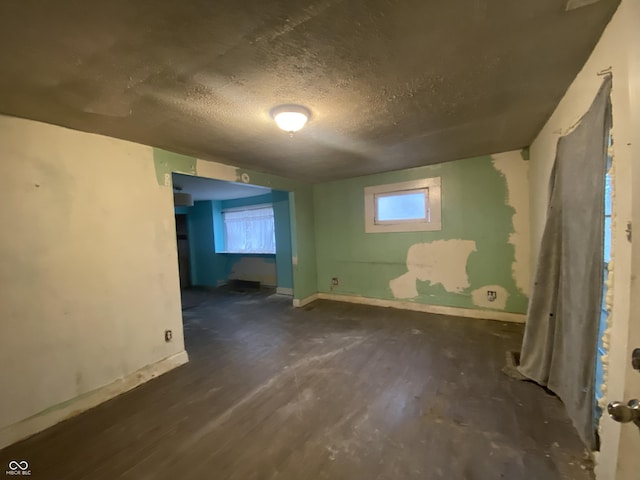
[{"left": 222, "top": 205, "right": 276, "bottom": 253}]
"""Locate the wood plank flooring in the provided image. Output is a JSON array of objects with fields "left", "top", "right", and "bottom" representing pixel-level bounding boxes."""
[{"left": 0, "top": 288, "right": 594, "bottom": 479}]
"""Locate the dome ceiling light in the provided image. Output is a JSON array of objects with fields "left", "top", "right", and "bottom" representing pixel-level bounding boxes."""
[{"left": 270, "top": 104, "right": 311, "bottom": 133}]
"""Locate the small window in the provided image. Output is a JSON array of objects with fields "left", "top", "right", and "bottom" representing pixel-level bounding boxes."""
[
  {"left": 364, "top": 178, "right": 441, "bottom": 233},
  {"left": 222, "top": 205, "right": 276, "bottom": 253},
  {"left": 375, "top": 190, "right": 428, "bottom": 223}
]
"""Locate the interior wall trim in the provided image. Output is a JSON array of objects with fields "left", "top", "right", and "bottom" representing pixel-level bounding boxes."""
[{"left": 295, "top": 292, "right": 526, "bottom": 323}]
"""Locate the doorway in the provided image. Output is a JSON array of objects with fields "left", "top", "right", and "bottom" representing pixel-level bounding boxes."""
[
  {"left": 175, "top": 214, "right": 191, "bottom": 289},
  {"left": 170, "top": 173, "right": 294, "bottom": 295}
]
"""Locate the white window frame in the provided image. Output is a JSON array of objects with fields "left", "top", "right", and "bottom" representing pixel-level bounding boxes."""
[{"left": 364, "top": 177, "right": 441, "bottom": 233}]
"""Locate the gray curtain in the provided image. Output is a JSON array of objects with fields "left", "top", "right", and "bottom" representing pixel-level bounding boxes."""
[{"left": 518, "top": 75, "right": 612, "bottom": 450}]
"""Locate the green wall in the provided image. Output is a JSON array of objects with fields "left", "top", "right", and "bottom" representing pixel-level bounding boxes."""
[
  {"left": 313, "top": 155, "right": 529, "bottom": 313},
  {"left": 272, "top": 190, "right": 294, "bottom": 291},
  {"left": 157, "top": 147, "right": 526, "bottom": 312}
]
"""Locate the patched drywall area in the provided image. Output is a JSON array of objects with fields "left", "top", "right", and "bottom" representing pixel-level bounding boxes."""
[
  {"left": 313, "top": 151, "right": 530, "bottom": 314},
  {"left": 0, "top": 115, "right": 187, "bottom": 448},
  {"left": 471, "top": 285, "right": 509, "bottom": 310},
  {"left": 390, "top": 240, "right": 477, "bottom": 298},
  {"left": 491, "top": 151, "right": 530, "bottom": 296},
  {"left": 228, "top": 256, "right": 277, "bottom": 286}
]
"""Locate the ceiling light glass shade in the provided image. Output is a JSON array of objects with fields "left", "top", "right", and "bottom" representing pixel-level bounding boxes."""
[{"left": 270, "top": 105, "right": 311, "bottom": 132}]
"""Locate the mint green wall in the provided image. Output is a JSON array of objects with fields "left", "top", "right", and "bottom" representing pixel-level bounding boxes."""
[
  {"left": 272, "top": 190, "right": 294, "bottom": 291},
  {"left": 288, "top": 188, "right": 317, "bottom": 300},
  {"left": 313, "top": 155, "right": 529, "bottom": 314},
  {"left": 154, "top": 149, "right": 196, "bottom": 186}
]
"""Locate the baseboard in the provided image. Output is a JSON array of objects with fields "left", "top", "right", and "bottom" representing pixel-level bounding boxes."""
[
  {"left": 292, "top": 293, "right": 320, "bottom": 308},
  {"left": 0, "top": 350, "right": 189, "bottom": 450},
  {"left": 276, "top": 287, "right": 294, "bottom": 296},
  {"left": 314, "top": 293, "right": 526, "bottom": 323}
]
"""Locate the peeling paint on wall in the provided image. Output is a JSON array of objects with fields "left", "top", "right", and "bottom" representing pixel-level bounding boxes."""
[
  {"left": 313, "top": 152, "right": 530, "bottom": 314},
  {"left": 491, "top": 151, "right": 531, "bottom": 296},
  {"left": 152, "top": 148, "right": 197, "bottom": 186},
  {"left": 471, "top": 285, "right": 509, "bottom": 310},
  {"left": 390, "top": 240, "right": 476, "bottom": 298}
]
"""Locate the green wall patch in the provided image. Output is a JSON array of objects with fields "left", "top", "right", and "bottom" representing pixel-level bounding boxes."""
[{"left": 153, "top": 148, "right": 197, "bottom": 186}]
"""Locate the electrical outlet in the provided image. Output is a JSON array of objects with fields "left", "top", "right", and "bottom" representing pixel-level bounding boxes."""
[
  {"left": 331, "top": 277, "right": 339, "bottom": 286},
  {"left": 487, "top": 291, "right": 497, "bottom": 302},
  {"left": 165, "top": 330, "right": 173, "bottom": 342}
]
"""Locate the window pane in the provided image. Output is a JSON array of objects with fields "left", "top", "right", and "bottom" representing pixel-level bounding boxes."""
[
  {"left": 376, "top": 191, "right": 426, "bottom": 222},
  {"left": 604, "top": 216, "right": 612, "bottom": 264},
  {"left": 223, "top": 206, "right": 276, "bottom": 253},
  {"left": 604, "top": 173, "right": 612, "bottom": 215}
]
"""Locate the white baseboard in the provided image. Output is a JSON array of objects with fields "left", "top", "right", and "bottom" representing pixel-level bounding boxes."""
[
  {"left": 292, "top": 293, "right": 319, "bottom": 308},
  {"left": 276, "top": 287, "right": 294, "bottom": 296},
  {"left": 309, "top": 292, "right": 526, "bottom": 323},
  {"left": 0, "top": 350, "right": 189, "bottom": 450}
]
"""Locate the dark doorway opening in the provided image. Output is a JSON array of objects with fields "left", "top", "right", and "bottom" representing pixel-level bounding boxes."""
[{"left": 175, "top": 214, "right": 191, "bottom": 289}]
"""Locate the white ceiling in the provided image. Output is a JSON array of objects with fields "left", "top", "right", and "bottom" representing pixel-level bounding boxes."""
[{"left": 172, "top": 173, "right": 272, "bottom": 201}]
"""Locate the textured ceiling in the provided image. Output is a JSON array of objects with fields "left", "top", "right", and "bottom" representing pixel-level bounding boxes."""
[{"left": 0, "top": 0, "right": 619, "bottom": 182}]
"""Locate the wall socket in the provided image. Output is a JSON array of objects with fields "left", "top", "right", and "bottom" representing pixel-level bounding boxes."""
[
  {"left": 487, "top": 291, "right": 497, "bottom": 302},
  {"left": 165, "top": 329, "right": 173, "bottom": 342},
  {"left": 331, "top": 277, "right": 339, "bottom": 286}
]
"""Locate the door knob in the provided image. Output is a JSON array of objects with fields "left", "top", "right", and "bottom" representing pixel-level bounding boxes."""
[
  {"left": 632, "top": 348, "right": 640, "bottom": 371},
  {"left": 607, "top": 399, "right": 640, "bottom": 427}
]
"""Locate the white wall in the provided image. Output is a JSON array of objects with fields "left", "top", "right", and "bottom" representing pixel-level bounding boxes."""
[
  {"left": 0, "top": 116, "right": 188, "bottom": 448},
  {"left": 528, "top": 1, "right": 637, "bottom": 478}
]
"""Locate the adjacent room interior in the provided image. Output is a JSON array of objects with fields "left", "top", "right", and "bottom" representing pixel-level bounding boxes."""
[
  {"left": 172, "top": 173, "right": 294, "bottom": 297},
  {"left": 0, "top": 0, "right": 638, "bottom": 479}
]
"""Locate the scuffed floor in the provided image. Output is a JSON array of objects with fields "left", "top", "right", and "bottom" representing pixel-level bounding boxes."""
[{"left": 0, "top": 289, "right": 594, "bottom": 479}]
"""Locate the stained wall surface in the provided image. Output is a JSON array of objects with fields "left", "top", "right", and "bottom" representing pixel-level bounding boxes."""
[{"left": 0, "top": 115, "right": 188, "bottom": 448}]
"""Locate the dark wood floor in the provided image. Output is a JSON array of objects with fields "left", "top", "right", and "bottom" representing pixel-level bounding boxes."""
[{"left": 1, "top": 288, "right": 593, "bottom": 479}]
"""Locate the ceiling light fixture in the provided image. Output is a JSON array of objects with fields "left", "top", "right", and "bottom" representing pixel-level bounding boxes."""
[{"left": 270, "top": 104, "right": 311, "bottom": 133}]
